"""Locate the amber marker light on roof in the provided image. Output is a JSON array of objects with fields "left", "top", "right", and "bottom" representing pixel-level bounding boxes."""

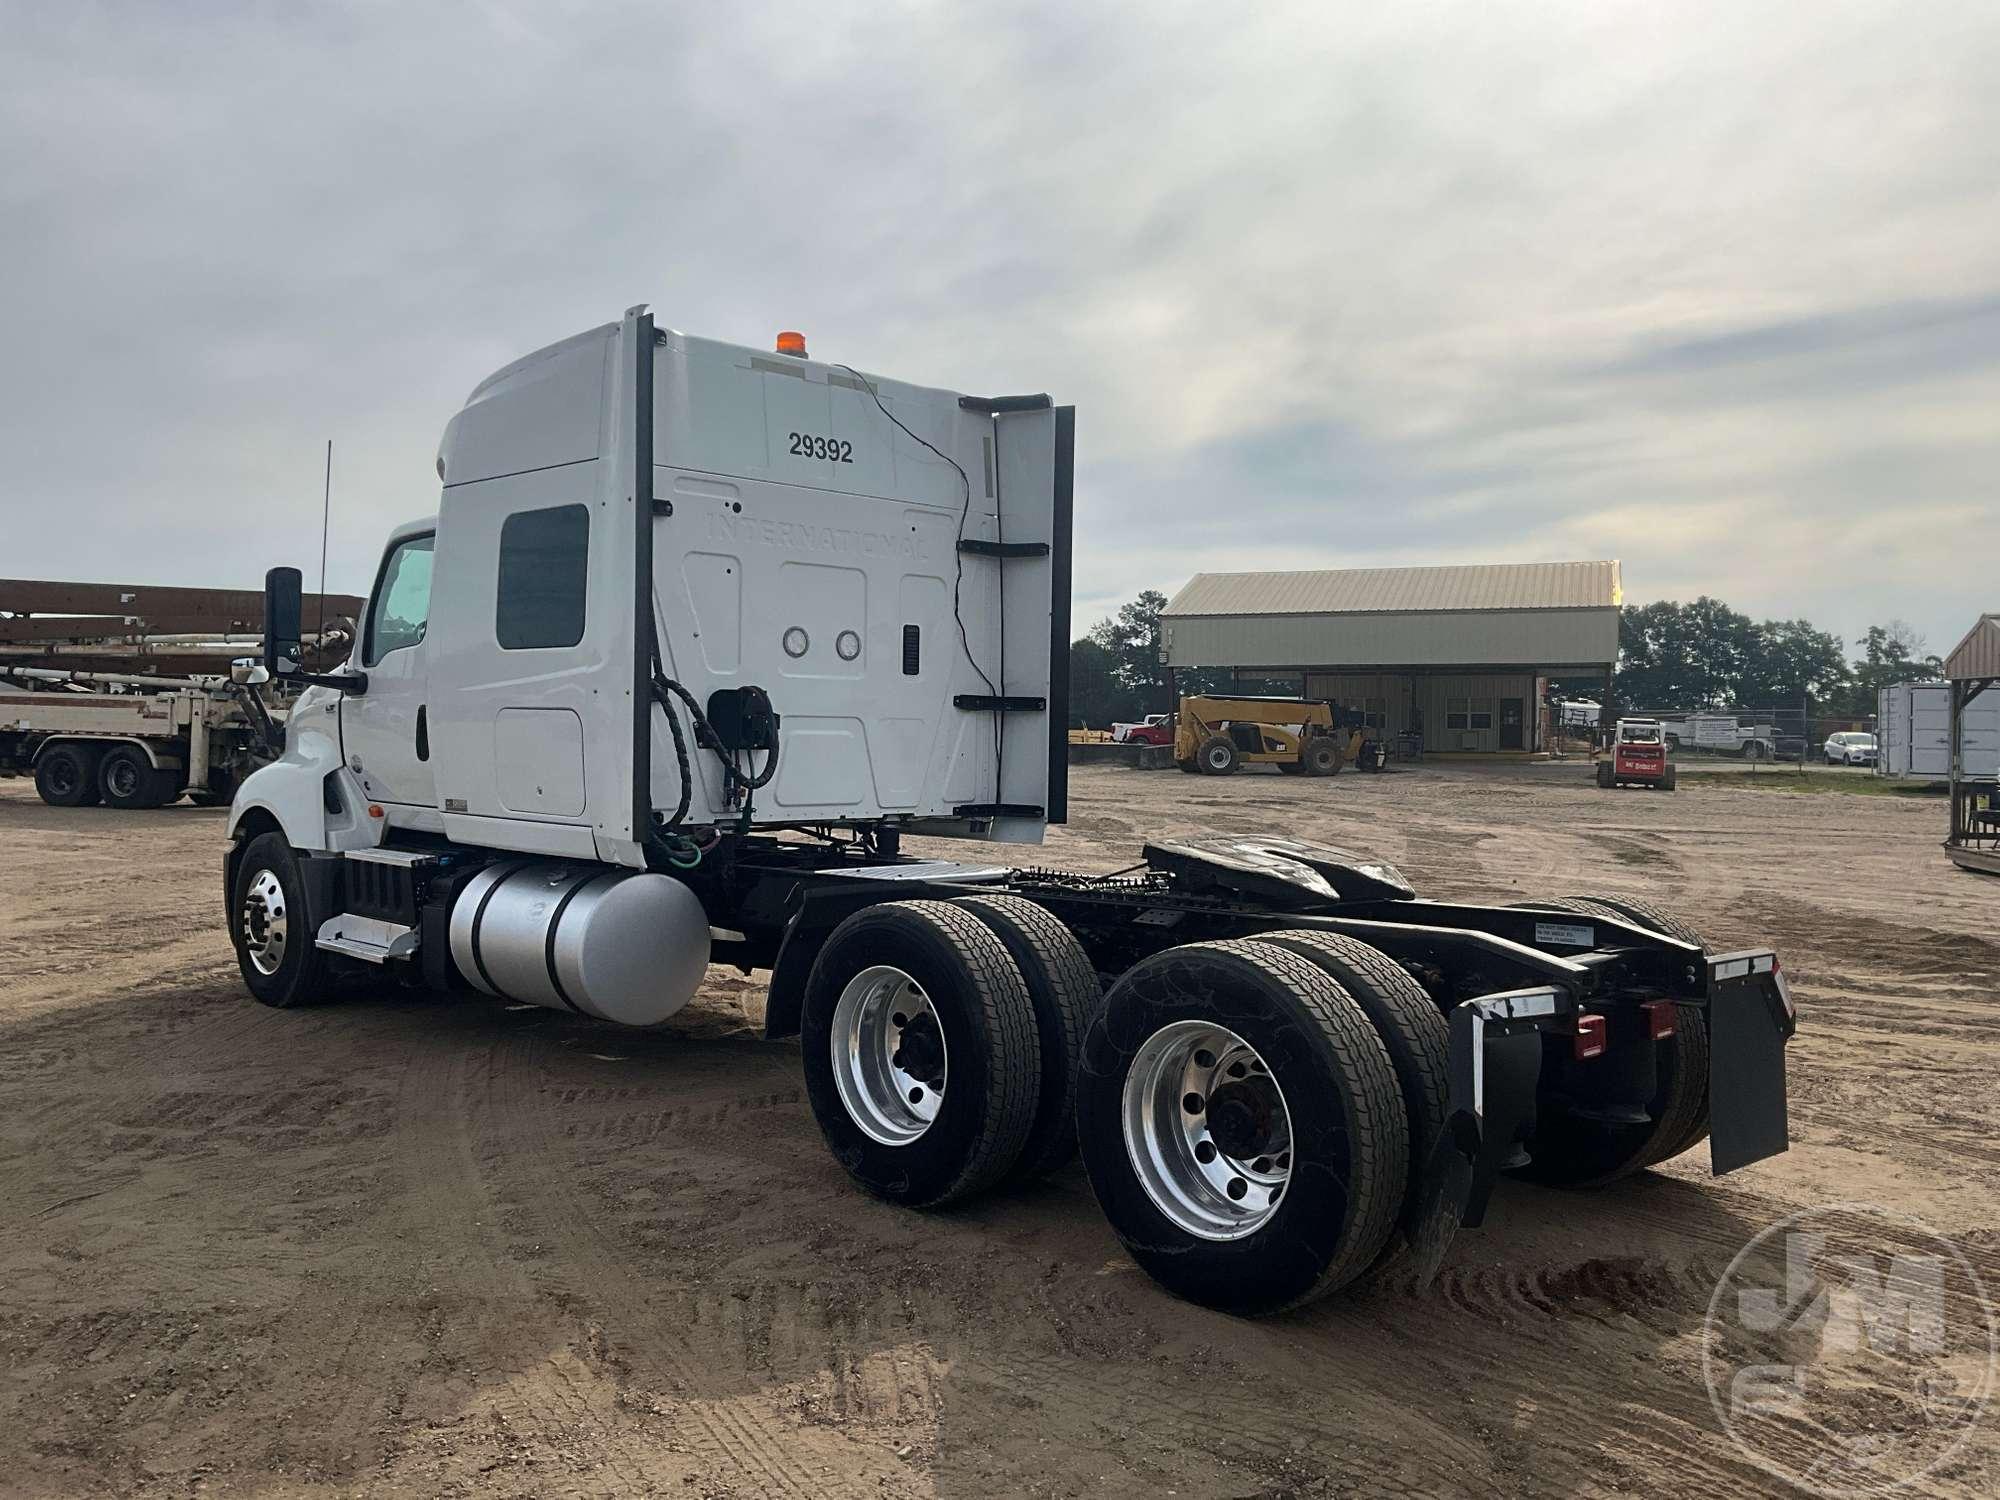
[{"left": 775, "top": 331, "right": 807, "bottom": 357}]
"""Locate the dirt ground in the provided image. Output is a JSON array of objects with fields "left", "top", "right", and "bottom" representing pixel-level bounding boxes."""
[{"left": 3, "top": 761, "right": 1996, "bottom": 1499}]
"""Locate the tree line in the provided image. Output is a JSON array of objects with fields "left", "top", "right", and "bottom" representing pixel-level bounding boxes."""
[
  {"left": 1067, "top": 588, "right": 1942, "bottom": 728},
  {"left": 1607, "top": 599, "right": 1941, "bottom": 717}
]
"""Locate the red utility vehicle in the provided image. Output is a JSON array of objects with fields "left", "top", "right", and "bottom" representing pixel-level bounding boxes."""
[{"left": 1597, "top": 717, "right": 1676, "bottom": 790}]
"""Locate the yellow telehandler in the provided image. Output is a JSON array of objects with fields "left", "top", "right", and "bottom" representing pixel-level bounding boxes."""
[{"left": 1173, "top": 695, "right": 1356, "bottom": 775}]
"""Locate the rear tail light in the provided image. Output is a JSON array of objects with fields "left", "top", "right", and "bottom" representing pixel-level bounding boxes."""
[
  {"left": 1642, "top": 1000, "right": 1678, "bottom": 1039},
  {"left": 1573, "top": 1013, "right": 1607, "bottom": 1060}
]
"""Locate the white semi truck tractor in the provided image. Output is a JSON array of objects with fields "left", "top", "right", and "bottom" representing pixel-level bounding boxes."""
[{"left": 224, "top": 308, "right": 1798, "bottom": 1313}]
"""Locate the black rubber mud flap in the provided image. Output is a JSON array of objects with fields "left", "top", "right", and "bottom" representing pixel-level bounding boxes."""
[
  {"left": 1431, "top": 995, "right": 1546, "bottom": 1245},
  {"left": 1706, "top": 950, "right": 1794, "bottom": 1174}
]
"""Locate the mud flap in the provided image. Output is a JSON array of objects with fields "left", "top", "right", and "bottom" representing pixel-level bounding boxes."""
[
  {"left": 1706, "top": 949, "right": 1795, "bottom": 1174},
  {"left": 1413, "top": 988, "right": 1555, "bottom": 1277}
]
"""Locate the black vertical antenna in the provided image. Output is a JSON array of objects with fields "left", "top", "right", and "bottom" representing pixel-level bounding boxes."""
[{"left": 316, "top": 439, "right": 332, "bottom": 663}]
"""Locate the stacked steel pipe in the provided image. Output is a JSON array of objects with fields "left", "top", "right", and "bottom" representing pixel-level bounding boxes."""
[{"left": 0, "top": 577, "right": 364, "bottom": 680}]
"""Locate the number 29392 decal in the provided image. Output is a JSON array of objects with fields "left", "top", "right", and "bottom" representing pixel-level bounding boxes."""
[{"left": 788, "top": 432, "right": 853, "bottom": 463}]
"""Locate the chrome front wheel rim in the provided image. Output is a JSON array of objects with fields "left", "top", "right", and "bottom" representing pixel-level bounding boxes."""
[
  {"left": 241, "top": 868, "right": 289, "bottom": 976},
  {"left": 831, "top": 965, "right": 947, "bottom": 1146},
  {"left": 1122, "top": 1021, "right": 1293, "bottom": 1241}
]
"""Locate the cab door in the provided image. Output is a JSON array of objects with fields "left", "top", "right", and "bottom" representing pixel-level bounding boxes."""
[{"left": 341, "top": 527, "right": 439, "bottom": 809}]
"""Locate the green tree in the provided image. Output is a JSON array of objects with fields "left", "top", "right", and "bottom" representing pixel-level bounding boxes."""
[
  {"left": 1843, "top": 620, "right": 1943, "bottom": 716},
  {"left": 1089, "top": 589, "right": 1174, "bottom": 712},
  {"left": 1067, "top": 635, "right": 1133, "bottom": 728},
  {"left": 1613, "top": 597, "right": 1757, "bottom": 708},
  {"left": 1736, "top": 618, "right": 1850, "bottom": 708}
]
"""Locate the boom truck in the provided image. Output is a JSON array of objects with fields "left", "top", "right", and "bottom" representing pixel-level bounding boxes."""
[
  {"left": 3, "top": 667, "right": 286, "bottom": 807},
  {"left": 223, "top": 308, "right": 1797, "bottom": 1314}
]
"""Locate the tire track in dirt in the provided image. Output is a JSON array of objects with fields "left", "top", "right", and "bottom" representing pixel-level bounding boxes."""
[{"left": 470, "top": 1022, "right": 904, "bottom": 1499}]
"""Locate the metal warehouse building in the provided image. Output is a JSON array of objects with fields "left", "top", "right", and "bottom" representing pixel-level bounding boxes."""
[{"left": 1160, "top": 561, "right": 1621, "bottom": 754}]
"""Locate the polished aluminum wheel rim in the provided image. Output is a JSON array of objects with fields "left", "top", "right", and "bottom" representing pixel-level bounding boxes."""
[
  {"left": 241, "top": 868, "right": 289, "bottom": 976},
  {"left": 1122, "top": 1021, "right": 1293, "bottom": 1241},
  {"left": 831, "top": 965, "right": 947, "bottom": 1146}
]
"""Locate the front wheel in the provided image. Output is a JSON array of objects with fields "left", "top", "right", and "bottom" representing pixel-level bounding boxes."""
[
  {"left": 1195, "top": 736, "right": 1238, "bottom": 775},
  {"left": 1077, "top": 940, "right": 1407, "bottom": 1314},
  {"left": 230, "top": 831, "right": 337, "bottom": 1008},
  {"left": 801, "top": 901, "right": 1041, "bottom": 1208}
]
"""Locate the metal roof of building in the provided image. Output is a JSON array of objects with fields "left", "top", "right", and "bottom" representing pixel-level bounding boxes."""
[
  {"left": 1162, "top": 561, "right": 1622, "bottom": 617},
  {"left": 1945, "top": 613, "right": 2000, "bottom": 682}
]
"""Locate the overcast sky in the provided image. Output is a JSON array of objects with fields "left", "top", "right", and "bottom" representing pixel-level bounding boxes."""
[{"left": 4, "top": 1, "right": 1996, "bottom": 656}]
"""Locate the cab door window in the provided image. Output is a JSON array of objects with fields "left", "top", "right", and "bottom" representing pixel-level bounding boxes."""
[{"left": 364, "top": 534, "right": 435, "bottom": 666}]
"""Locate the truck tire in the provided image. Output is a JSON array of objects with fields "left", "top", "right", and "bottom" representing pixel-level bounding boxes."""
[
  {"left": 1254, "top": 930, "right": 1453, "bottom": 1284},
  {"left": 99, "top": 744, "right": 174, "bottom": 809},
  {"left": 1195, "top": 736, "right": 1238, "bottom": 775},
  {"left": 230, "top": 831, "right": 338, "bottom": 1008},
  {"left": 1570, "top": 896, "right": 1711, "bottom": 1165},
  {"left": 801, "top": 900, "right": 1041, "bottom": 1208},
  {"left": 1596, "top": 761, "right": 1613, "bottom": 789},
  {"left": 34, "top": 743, "right": 102, "bottom": 807},
  {"left": 188, "top": 769, "right": 240, "bottom": 808},
  {"left": 951, "top": 894, "right": 1100, "bottom": 1181},
  {"left": 1076, "top": 939, "right": 1406, "bottom": 1314},
  {"left": 1662, "top": 765, "right": 1677, "bottom": 791},
  {"left": 1303, "top": 739, "right": 1341, "bottom": 776},
  {"left": 1505, "top": 897, "right": 1708, "bottom": 1184}
]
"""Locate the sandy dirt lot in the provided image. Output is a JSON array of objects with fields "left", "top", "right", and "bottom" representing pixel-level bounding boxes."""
[{"left": 2, "top": 762, "right": 1996, "bottom": 1498}]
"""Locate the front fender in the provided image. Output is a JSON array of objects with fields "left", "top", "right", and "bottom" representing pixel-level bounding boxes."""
[{"left": 227, "top": 689, "right": 347, "bottom": 851}]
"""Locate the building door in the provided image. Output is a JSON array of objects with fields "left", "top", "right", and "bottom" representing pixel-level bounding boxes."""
[{"left": 1499, "top": 697, "right": 1524, "bottom": 751}]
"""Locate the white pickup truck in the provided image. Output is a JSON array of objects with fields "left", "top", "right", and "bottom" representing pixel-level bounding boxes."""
[{"left": 1656, "top": 712, "right": 1778, "bottom": 760}]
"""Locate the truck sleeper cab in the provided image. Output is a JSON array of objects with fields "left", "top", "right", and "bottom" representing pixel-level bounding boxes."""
[{"left": 225, "top": 309, "right": 1795, "bottom": 1315}]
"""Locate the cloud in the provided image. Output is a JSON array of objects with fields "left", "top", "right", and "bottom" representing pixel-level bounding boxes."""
[{"left": 2, "top": 1, "right": 1996, "bottom": 659}]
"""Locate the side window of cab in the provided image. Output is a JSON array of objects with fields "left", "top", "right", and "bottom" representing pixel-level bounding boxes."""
[{"left": 364, "top": 533, "right": 436, "bottom": 666}]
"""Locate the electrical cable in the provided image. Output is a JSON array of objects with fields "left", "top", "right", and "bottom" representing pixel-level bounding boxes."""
[{"left": 833, "top": 363, "right": 1004, "bottom": 809}]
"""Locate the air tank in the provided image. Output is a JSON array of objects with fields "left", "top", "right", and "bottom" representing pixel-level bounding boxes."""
[{"left": 448, "top": 860, "right": 710, "bottom": 1026}]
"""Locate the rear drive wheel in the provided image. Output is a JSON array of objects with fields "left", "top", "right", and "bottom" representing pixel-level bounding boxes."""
[
  {"left": 951, "top": 894, "right": 1100, "bottom": 1181},
  {"left": 34, "top": 743, "right": 102, "bottom": 807},
  {"left": 1077, "top": 939, "right": 1406, "bottom": 1314},
  {"left": 99, "top": 744, "right": 174, "bottom": 809},
  {"left": 230, "top": 831, "right": 337, "bottom": 1008},
  {"left": 1255, "top": 930, "right": 1453, "bottom": 1284},
  {"left": 801, "top": 901, "right": 1040, "bottom": 1208},
  {"left": 1506, "top": 896, "right": 1709, "bottom": 1184},
  {"left": 1196, "top": 736, "right": 1238, "bottom": 775},
  {"left": 1303, "top": 738, "right": 1341, "bottom": 777}
]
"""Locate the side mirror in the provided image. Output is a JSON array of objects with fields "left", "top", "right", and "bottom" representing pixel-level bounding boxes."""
[
  {"left": 264, "top": 567, "right": 304, "bottom": 676},
  {"left": 230, "top": 658, "right": 271, "bottom": 686}
]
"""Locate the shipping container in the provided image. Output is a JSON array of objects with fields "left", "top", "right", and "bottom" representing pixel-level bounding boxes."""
[{"left": 1876, "top": 681, "right": 2000, "bottom": 777}]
